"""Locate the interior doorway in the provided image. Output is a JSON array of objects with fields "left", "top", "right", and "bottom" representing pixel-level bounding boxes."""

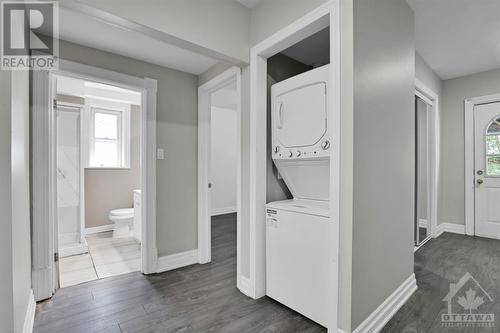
[
  {"left": 32, "top": 59, "right": 157, "bottom": 301},
  {"left": 415, "top": 95, "right": 432, "bottom": 247},
  {"left": 414, "top": 79, "right": 439, "bottom": 250},
  {"left": 197, "top": 66, "right": 242, "bottom": 282},
  {"left": 54, "top": 74, "right": 143, "bottom": 287}
]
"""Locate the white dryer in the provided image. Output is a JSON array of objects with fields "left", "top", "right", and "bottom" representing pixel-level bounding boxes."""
[{"left": 266, "top": 64, "right": 332, "bottom": 327}]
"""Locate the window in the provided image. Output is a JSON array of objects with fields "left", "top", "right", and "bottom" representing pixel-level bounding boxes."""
[
  {"left": 486, "top": 116, "right": 500, "bottom": 176},
  {"left": 86, "top": 100, "right": 130, "bottom": 168}
]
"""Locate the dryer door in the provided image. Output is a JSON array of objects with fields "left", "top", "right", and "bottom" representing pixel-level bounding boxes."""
[{"left": 274, "top": 82, "right": 327, "bottom": 148}]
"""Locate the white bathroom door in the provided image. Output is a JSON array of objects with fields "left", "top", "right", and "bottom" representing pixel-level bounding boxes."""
[{"left": 474, "top": 101, "right": 500, "bottom": 239}]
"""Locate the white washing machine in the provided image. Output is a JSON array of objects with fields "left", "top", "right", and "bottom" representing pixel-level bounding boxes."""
[
  {"left": 266, "top": 64, "right": 332, "bottom": 327},
  {"left": 266, "top": 199, "right": 330, "bottom": 326}
]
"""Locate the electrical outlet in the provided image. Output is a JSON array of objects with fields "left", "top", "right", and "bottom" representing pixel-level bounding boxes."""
[{"left": 157, "top": 148, "right": 165, "bottom": 160}]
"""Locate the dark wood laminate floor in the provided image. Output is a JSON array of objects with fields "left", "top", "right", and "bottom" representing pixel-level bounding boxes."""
[
  {"left": 34, "top": 213, "right": 325, "bottom": 333},
  {"left": 383, "top": 232, "right": 500, "bottom": 333}
]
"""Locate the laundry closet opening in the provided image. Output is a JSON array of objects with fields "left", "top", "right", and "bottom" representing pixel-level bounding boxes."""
[{"left": 265, "top": 26, "right": 331, "bottom": 327}]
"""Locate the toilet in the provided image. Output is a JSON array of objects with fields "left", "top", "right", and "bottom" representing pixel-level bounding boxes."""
[{"left": 108, "top": 208, "right": 134, "bottom": 238}]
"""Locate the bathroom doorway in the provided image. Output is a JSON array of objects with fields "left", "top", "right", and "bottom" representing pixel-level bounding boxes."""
[
  {"left": 32, "top": 60, "right": 157, "bottom": 301},
  {"left": 54, "top": 74, "right": 143, "bottom": 287}
]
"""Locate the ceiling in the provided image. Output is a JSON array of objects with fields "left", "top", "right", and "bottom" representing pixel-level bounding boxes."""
[
  {"left": 236, "top": 0, "right": 262, "bottom": 9},
  {"left": 58, "top": 8, "right": 218, "bottom": 75},
  {"left": 408, "top": 0, "right": 500, "bottom": 80},
  {"left": 281, "top": 27, "right": 329, "bottom": 66}
]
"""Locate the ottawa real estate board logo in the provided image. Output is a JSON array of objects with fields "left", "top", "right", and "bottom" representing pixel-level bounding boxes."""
[
  {"left": 1, "top": 1, "right": 58, "bottom": 70},
  {"left": 442, "top": 272, "right": 495, "bottom": 328}
]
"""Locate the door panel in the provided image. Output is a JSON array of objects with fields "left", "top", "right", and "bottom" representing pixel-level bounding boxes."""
[
  {"left": 474, "top": 102, "right": 500, "bottom": 238},
  {"left": 275, "top": 82, "right": 326, "bottom": 148}
]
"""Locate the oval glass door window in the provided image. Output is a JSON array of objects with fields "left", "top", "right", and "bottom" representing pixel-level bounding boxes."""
[{"left": 486, "top": 116, "right": 500, "bottom": 176}]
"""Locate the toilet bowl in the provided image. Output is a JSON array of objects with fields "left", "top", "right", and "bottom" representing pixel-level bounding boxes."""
[{"left": 109, "top": 208, "right": 134, "bottom": 238}]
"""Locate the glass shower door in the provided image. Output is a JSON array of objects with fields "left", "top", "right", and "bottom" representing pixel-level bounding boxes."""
[{"left": 56, "top": 106, "right": 83, "bottom": 254}]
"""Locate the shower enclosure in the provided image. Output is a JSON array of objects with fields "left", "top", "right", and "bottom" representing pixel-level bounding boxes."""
[{"left": 56, "top": 105, "right": 87, "bottom": 256}]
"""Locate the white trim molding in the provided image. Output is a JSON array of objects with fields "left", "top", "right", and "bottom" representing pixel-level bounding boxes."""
[
  {"left": 237, "top": 275, "right": 252, "bottom": 297},
  {"left": 352, "top": 274, "right": 417, "bottom": 333},
  {"left": 84, "top": 224, "right": 114, "bottom": 235},
  {"left": 59, "top": 242, "right": 88, "bottom": 258},
  {"left": 211, "top": 206, "right": 237, "bottom": 216},
  {"left": 435, "top": 223, "right": 466, "bottom": 238},
  {"left": 197, "top": 66, "right": 242, "bottom": 279},
  {"left": 157, "top": 249, "right": 198, "bottom": 273},
  {"left": 22, "top": 289, "right": 35, "bottom": 333},
  {"left": 249, "top": 2, "right": 340, "bottom": 331},
  {"left": 415, "top": 79, "right": 440, "bottom": 239},
  {"left": 464, "top": 93, "right": 500, "bottom": 237}
]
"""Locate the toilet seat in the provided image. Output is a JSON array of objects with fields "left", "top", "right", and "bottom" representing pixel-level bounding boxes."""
[{"left": 109, "top": 208, "right": 134, "bottom": 217}]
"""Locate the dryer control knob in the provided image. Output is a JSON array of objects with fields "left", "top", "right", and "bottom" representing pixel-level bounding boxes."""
[
  {"left": 288, "top": 151, "right": 293, "bottom": 158},
  {"left": 321, "top": 140, "right": 330, "bottom": 150},
  {"left": 273, "top": 146, "right": 279, "bottom": 154},
  {"left": 296, "top": 150, "right": 302, "bottom": 157}
]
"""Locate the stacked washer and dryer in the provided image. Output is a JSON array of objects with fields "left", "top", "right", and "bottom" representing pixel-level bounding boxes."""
[{"left": 266, "top": 64, "right": 331, "bottom": 327}]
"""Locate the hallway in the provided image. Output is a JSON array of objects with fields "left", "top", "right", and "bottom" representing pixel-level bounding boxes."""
[
  {"left": 383, "top": 233, "right": 500, "bottom": 333},
  {"left": 34, "top": 213, "right": 325, "bottom": 332}
]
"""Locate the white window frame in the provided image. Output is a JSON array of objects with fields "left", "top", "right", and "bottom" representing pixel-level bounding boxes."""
[{"left": 85, "top": 98, "right": 131, "bottom": 169}]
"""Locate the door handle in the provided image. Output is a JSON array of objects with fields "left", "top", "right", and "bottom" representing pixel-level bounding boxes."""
[
  {"left": 277, "top": 102, "right": 283, "bottom": 129},
  {"left": 477, "top": 179, "right": 484, "bottom": 185}
]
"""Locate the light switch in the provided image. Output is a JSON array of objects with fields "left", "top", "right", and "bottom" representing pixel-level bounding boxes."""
[{"left": 157, "top": 148, "right": 165, "bottom": 160}]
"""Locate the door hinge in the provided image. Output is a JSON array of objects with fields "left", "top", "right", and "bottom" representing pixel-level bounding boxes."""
[{"left": 54, "top": 252, "right": 59, "bottom": 262}]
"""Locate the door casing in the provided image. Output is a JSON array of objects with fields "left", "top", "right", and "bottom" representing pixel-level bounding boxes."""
[{"left": 465, "top": 94, "right": 500, "bottom": 237}]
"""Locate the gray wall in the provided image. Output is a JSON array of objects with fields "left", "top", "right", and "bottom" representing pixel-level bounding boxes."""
[
  {"left": 351, "top": 0, "right": 415, "bottom": 329},
  {"left": 85, "top": 105, "right": 141, "bottom": 228},
  {"left": 0, "top": 69, "right": 14, "bottom": 333},
  {"left": 416, "top": 52, "right": 443, "bottom": 99},
  {"left": 198, "top": 61, "right": 234, "bottom": 86},
  {"left": 441, "top": 68, "right": 500, "bottom": 225},
  {"left": 250, "top": 0, "right": 329, "bottom": 45},
  {"left": 57, "top": 40, "right": 198, "bottom": 257}
]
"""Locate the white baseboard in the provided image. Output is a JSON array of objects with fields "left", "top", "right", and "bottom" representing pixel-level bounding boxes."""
[
  {"left": 418, "top": 219, "right": 428, "bottom": 228},
  {"left": 352, "top": 274, "right": 417, "bottom": 333},
  {"left": 84, "top": 224, "right": 114, "bottom": 235},
  {"left": 23, "top": 289, "right": 35, "bottom": 333},
  {"left": 211, "top": 206, "right": 237, "bottom": 216},
  {"left": 59, "top": 241, "right": 88, "bottom": 258},
  {"left": 157, "top": 249, "right": 198, "bottom": 273},
  {"left": 434, "top": 223, "right": 465, "bottom": 238},
  {"left": 237, "top": 275, "right": 252, "bottom": 297}
]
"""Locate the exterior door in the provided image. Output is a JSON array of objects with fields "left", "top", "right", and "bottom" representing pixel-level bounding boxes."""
[{"left": 474, "top": 102, "right": 500, "bottom": 238}]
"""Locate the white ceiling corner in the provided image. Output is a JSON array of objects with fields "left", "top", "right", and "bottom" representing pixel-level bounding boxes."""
[{"left": 411, "top": 0, "right": 500, "bottom": 80}]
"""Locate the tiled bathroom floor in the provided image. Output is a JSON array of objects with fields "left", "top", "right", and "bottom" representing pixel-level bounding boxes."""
[{"left": 59, "top": 231, "right": 141, "bottom": 288}]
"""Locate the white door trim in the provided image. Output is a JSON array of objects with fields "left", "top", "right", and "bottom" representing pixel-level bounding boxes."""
[
  {"left": 414, "top": 79, "right": 440, "bottom": 239},
  {"left": 465, "top": 93, "right": 500, "bottom": 236},
  {"left": 197, "top": 67, "right": 242, "bottom": 281},
  {"left": 249, "top": 1, "right": 340, "bottom": 331},
  {"left": 32, "top": 59, "right": 158, "bottom": 300}
]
